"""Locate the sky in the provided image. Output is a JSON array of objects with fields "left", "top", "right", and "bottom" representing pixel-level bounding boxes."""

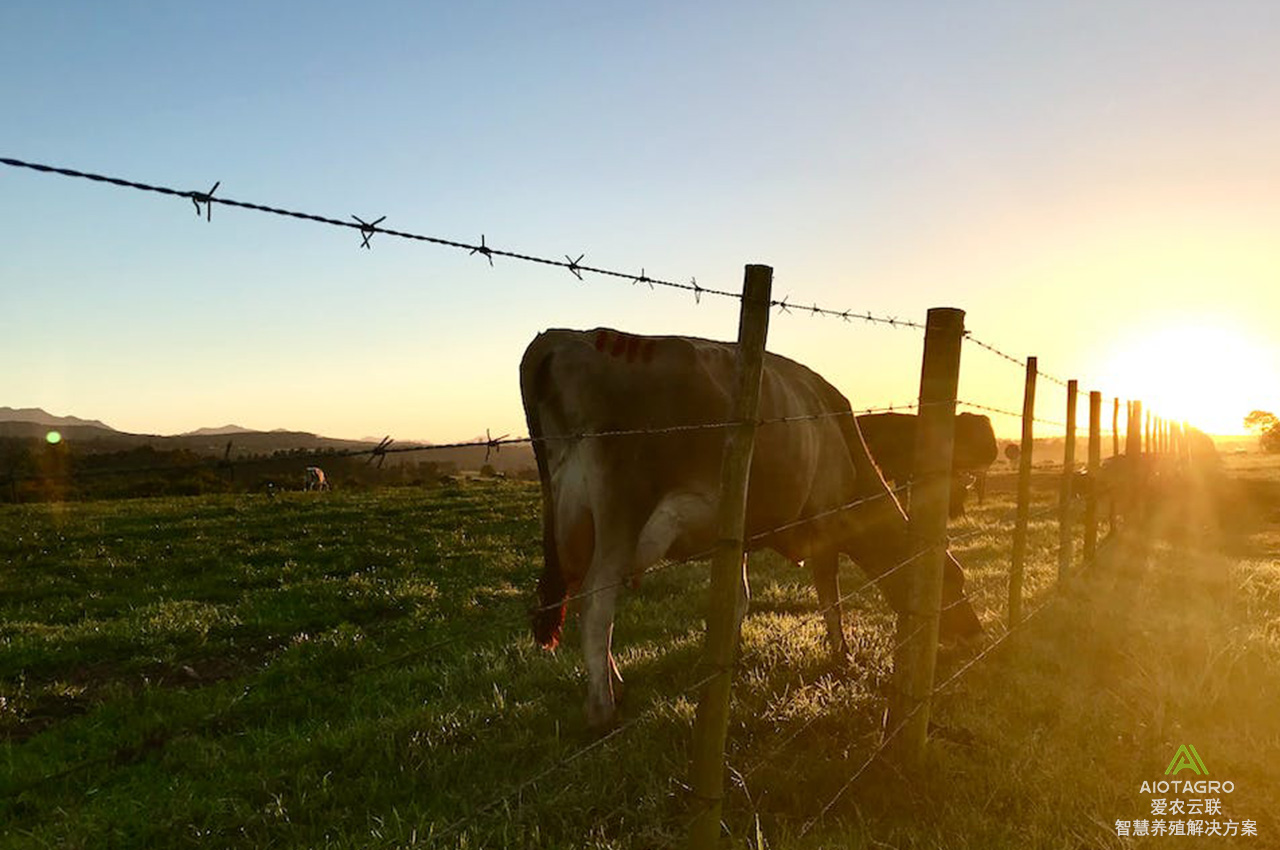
[{"left": 3, "top": 1, "right": 1280, "bottom": 442}]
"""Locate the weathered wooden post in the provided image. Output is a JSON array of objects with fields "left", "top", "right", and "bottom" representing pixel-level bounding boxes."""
[
  {"left": 889, "top": 307, "right": 964, "bottom": 768},
  {"left": 1125, "top": 401, "right": 1144, "bottom": 529},
  {"left": 1127, "top": 401, "right": 1143, "bottom": 458},
  {"left": 1112, "top": 398, "right": 1120, "bottom": 458},
  {"left": 1057, "top": 380, "right": 1078, "bottom": 581},
  {"left": 1084, "top": 391, "right": 1102, "bottom": 564},
  {"left": 687, "top": 264, "right": 772, "bottom": 850},
  {"left": 1008, "top": 357, "right": 1037, "bottom": 625}
]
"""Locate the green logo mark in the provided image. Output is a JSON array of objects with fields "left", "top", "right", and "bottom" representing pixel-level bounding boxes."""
[{"left": 1165, "top": 744, "right": 1209, "bottom": 776}]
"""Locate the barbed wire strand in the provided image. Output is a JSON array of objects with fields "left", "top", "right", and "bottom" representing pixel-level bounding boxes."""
[
  {"left": 2, "top": 157, "right": 924, "bottom": 330},
  {"left": 956, "top": 399, "right": 1067, "bottom": 429},
  {"left": 962, "top": 333, "right": 1069, "bottom": 388}
]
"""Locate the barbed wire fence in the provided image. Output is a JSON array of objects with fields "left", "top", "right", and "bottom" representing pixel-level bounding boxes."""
[{"left": 1, "top": 156, "right": 1189, "bottom": 846}]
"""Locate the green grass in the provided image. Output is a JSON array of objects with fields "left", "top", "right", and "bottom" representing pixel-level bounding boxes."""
[{"left": 2, "top": 467, "right": 1277, "bottom": 848}]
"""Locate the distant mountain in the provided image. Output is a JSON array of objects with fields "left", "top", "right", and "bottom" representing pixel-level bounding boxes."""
[
  {"left": 181, "top": 425, "right": 255, "bottom": 437},
  {"left": 0, "top": 407, "right": 114, "bottom": 431},
  {"left": 0, "top": 408, "right": 538, "bottom": 474}
]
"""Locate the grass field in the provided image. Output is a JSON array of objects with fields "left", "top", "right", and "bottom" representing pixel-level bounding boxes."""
[{"left": 2, "top": 462, "right": 1278, "bottom": 848}]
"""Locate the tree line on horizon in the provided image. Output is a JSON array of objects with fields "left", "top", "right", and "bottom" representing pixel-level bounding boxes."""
[{"left": 0, "top": 438, "right": 480, "bottom": 503}]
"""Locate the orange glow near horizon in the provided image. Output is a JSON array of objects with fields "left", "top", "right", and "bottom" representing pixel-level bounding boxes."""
[{"left": 1096, "top": 322, "right": 1279, "bottom": 436}]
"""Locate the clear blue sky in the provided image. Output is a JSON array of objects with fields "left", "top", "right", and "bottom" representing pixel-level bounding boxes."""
[{"left": 4, "top": 1, "right": 1279, "bottom": 440}]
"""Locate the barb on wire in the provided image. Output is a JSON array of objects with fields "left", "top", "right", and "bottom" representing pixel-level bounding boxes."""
[
  {"left": 366, "top": 435, "right": 393, "bottom": 467},
  {"left": 484, "top": 428, "right": 510, "bottom": 463},
  {"left": 469, "top": 233, "right": 494, "bottom": 266},
  {"left": 565, "top": 253, "right": 585, "bottom": 281},
  {"left": 352, "top": 214, "right": 385, "bottom": 249},
  {"left": 189, "top": 181, "right": 219, "bottom": 221}
]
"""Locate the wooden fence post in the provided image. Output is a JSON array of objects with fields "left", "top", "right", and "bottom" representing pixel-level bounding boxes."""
[
  {"left": 1125, "top": 401, "right": 1144, "bottom": 529},
  {"left": 1084, "top": 391, "right": 1102, "bottom": 564},
  {"left": 889, "top": 307, "right": 965, "bottom": 768},
  {"left": 1127, "top": 401, "right": 1143, "bottom": 458},
  {"left": 1057, "top": 380, "right": 1078, "bottom": 581},
  {"left": 1112, "top": 398, "right": 1120, "bottom": 458},
  {"left": 1008, "top": 357, "right": 1037, "bottom": 626},
  {"left": 687, "top": 264, "right": 772, "bottom": 850}
]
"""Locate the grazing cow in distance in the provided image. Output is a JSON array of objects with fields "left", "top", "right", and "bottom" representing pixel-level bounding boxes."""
[
  {"left": 856, "top": 412, "right": 998, "bottom": 517},
  {"left": 520, "top": 328, "right": 983, "bottom": 728},
  {"left": 303, "top": 466, "right": 329, "bottom": 491}
]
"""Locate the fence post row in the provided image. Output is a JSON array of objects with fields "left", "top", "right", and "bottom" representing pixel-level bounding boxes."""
[
  {"left": 687, "top": 264, "right": 772, "bottom": 850},
  {"left": 1057, "top": 380, "right": 1078, "bottom": 580},
  {"left": 1008, "top": 356, "right": 1038, "bottom": 625},
  {"left": 1083, "top": 391, "right": 1102, "bottom": 564},
  {"left": 888, "top": 307, "right": 965, "bottom": 768}
]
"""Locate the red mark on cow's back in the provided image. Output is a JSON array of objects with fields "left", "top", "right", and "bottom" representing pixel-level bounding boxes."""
[{"left": 592, "top": 330, "right": 656, "bottom": 365}]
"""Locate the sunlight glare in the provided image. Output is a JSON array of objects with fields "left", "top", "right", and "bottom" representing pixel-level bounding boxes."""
[{"left": 1098, "top": 322, "right": 1279, "bottom": 436}]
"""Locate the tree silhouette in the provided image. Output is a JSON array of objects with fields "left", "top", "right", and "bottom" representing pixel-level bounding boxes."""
[{"left": 1244, "top": 410, "right": 1280, "bottom": 453}]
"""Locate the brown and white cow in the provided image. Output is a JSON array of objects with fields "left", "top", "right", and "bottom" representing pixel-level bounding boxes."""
[
  {"left": 520, "top": 328, "right": 982, "bottom": 727},
  {"left": 856, "top": 412, "right": 998, "bottom": 517},
  {"left": 303, "top": 466, "right": 329, "bottom": 491}
]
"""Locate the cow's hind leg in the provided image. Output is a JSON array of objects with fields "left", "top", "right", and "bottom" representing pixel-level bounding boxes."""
[
  {"left": 809, "top": 548, "right": 850, "bottom": 660},
  {"left": 579, "top": 524, "right": 633, "bottom": 730}
]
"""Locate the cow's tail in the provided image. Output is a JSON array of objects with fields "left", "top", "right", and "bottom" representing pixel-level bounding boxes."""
[{"left": 521, "top": 338, "right": 568, "bottom": 649}]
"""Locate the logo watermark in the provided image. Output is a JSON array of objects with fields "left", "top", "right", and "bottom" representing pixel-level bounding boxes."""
[
  {"left": 1114, "top": 746, "right": 1258, "bottom": 839},
  {"left": 1165, "top": 744, "right": 1209, "bottom": 776}
]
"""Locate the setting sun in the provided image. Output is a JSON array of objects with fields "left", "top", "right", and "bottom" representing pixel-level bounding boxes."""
[{"left": 1096, "top": 321, "right": 1280, "bottom": 436}]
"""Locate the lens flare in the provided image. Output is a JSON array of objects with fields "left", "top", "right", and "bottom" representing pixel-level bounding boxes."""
[{"left": 46, "top": 430, "right": 62, "bottom": 445}]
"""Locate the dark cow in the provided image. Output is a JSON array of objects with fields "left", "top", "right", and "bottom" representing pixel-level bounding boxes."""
[
  {"left": 855, "top": 412, "right": 998, "bottom": 517},
  {"left": 520, "top": 328, "right": 982, "bottom": 727}
]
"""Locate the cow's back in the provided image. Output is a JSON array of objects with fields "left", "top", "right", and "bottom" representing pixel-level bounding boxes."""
[{"left": 520, "top": 328, "right": 864, "bottom": 560}]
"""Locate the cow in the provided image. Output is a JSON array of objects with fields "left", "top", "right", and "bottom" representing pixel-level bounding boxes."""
[
  {"left": 520, "top": 328, "right": 983, "bottom": 728},
  {"left": 303, "top": 466, "right": 329, "bottom": 491},
  {"left": 855, "top": 412, "right": 998, "bottom": 517}
]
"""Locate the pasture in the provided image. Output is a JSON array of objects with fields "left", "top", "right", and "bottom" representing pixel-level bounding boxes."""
[{"left": 3, "top": 464, "right": 1278, "bottom": 848}]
